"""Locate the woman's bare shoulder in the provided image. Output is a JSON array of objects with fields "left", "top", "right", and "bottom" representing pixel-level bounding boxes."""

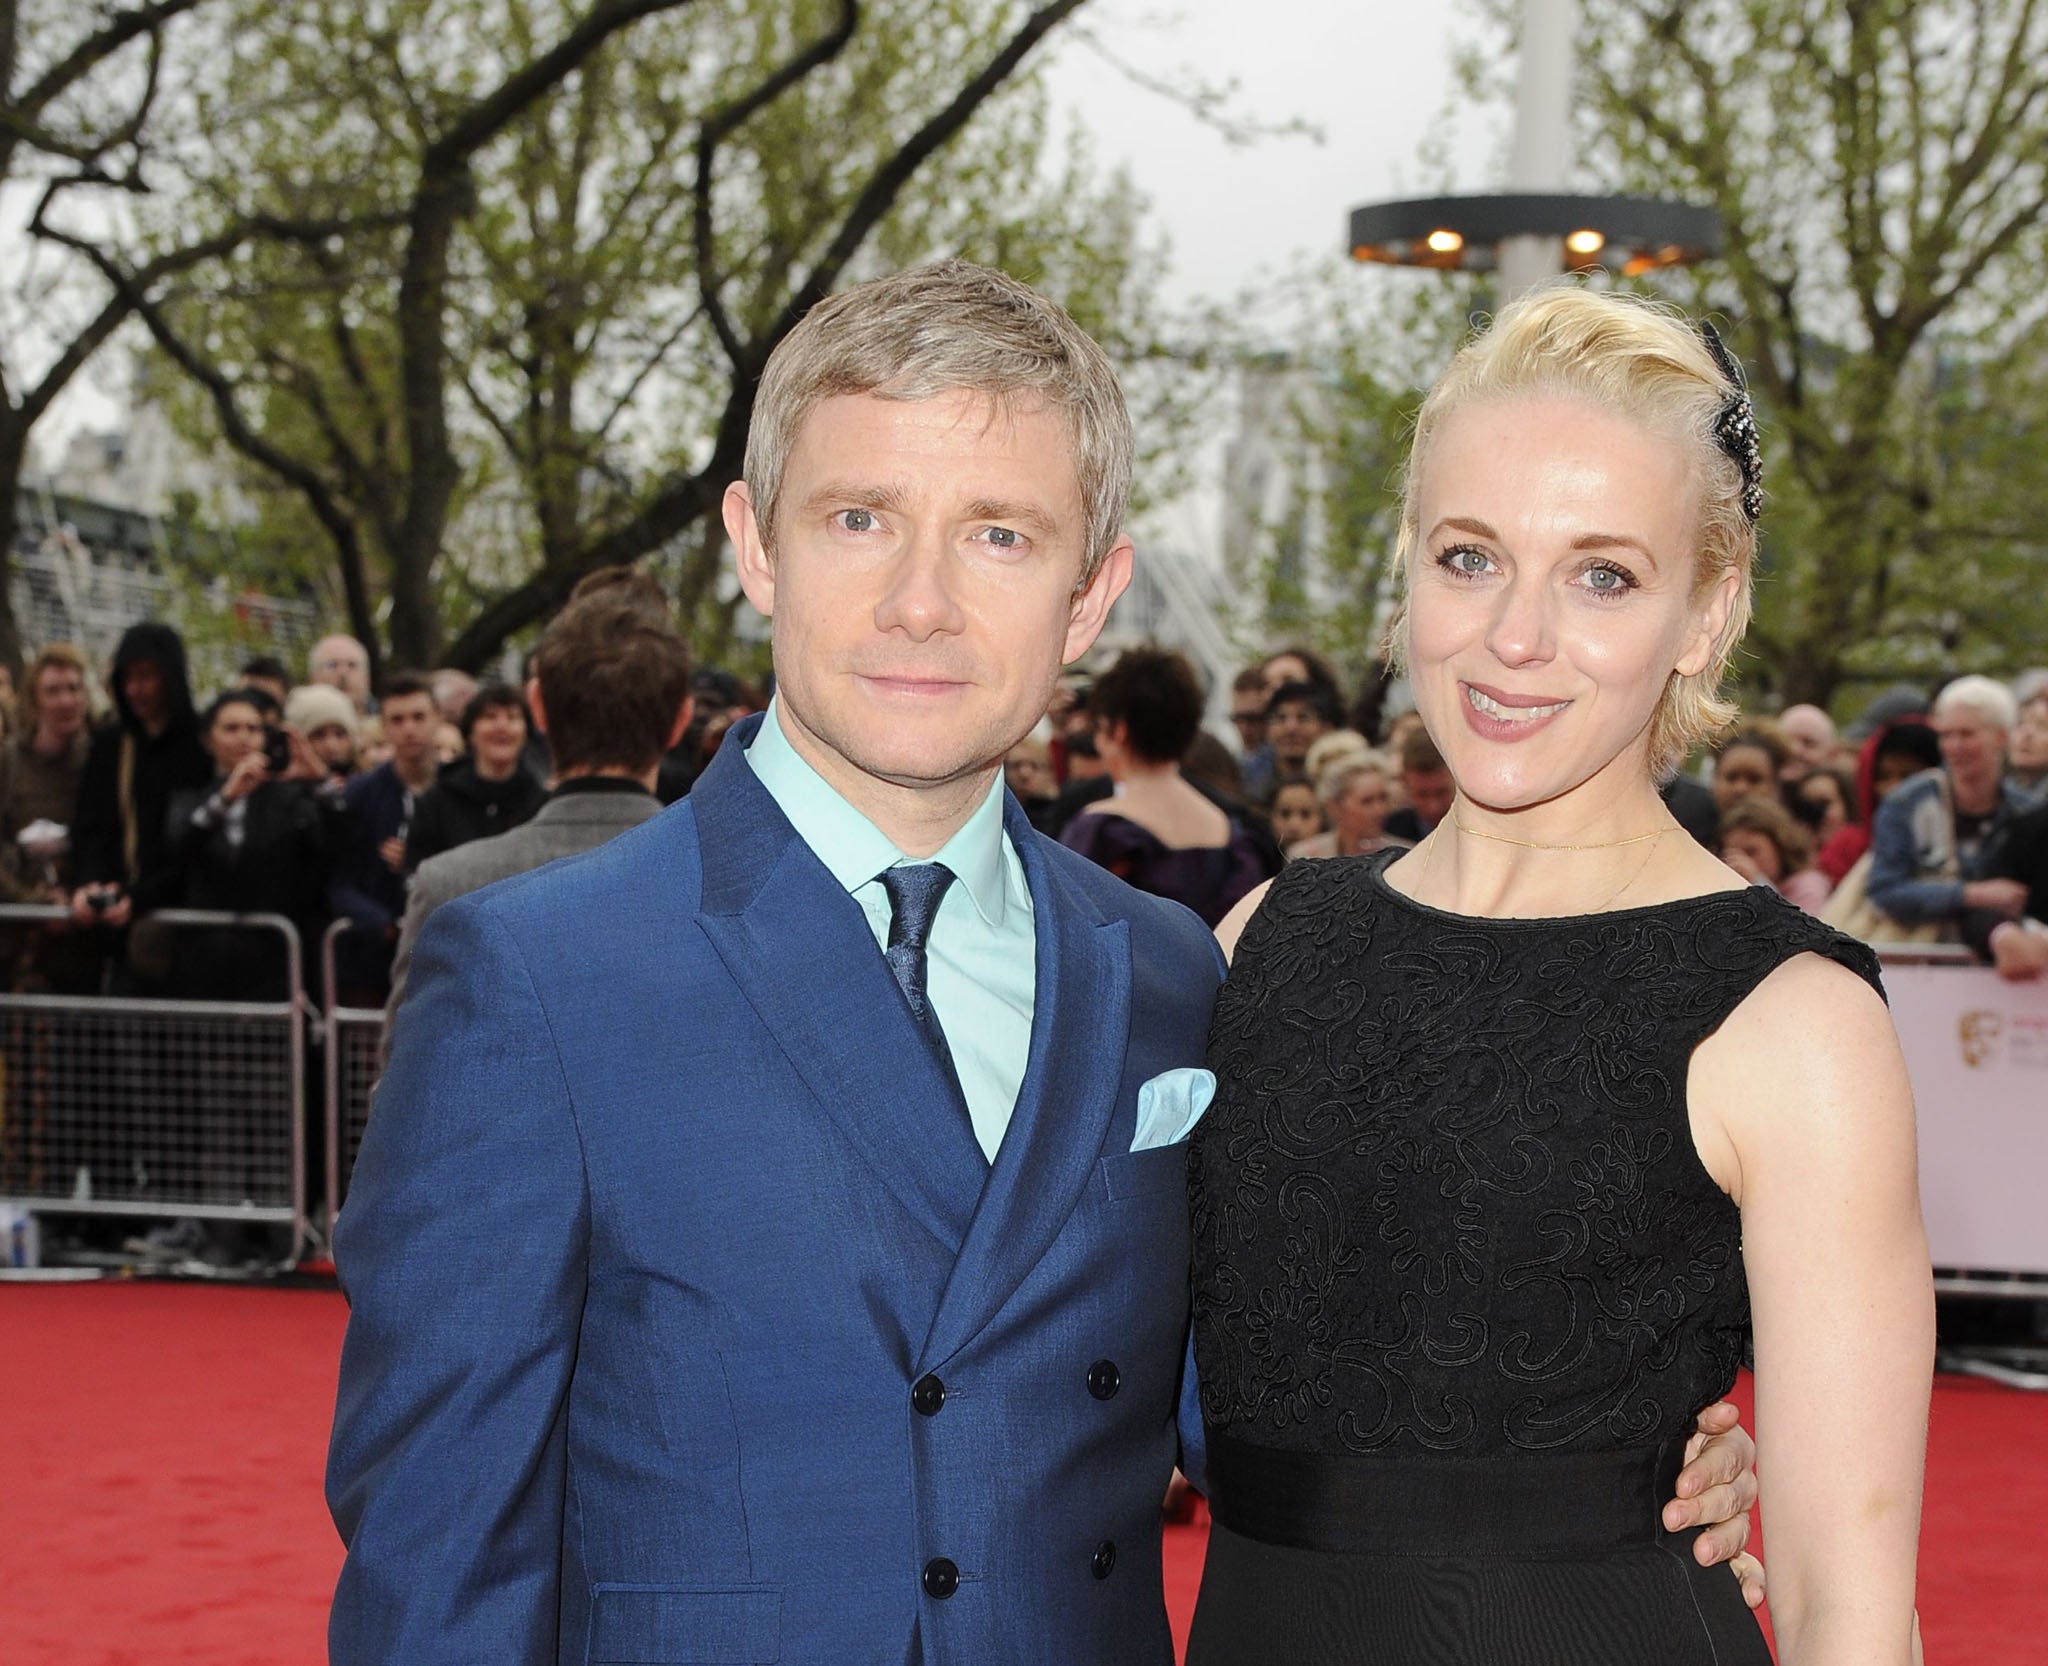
[{"left": 1214, "top": 878, "right": 1276, "bottom": 963}]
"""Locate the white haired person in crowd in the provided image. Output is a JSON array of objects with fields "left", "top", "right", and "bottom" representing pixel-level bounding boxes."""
[
  {"left": 1865, "top": 674, "right": 2035, "bottom": 940},
  {"left": 1286, "top": 752, "right": 1408, "bottom": 860}
]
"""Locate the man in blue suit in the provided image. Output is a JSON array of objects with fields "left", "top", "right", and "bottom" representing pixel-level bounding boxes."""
[{"left": 327, "top": 262, "right": 1760, "bottom": 1665}]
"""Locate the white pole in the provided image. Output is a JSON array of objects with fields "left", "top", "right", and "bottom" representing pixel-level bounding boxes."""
[{"left": 1497, "top": 0, "right": 1577, "bottom": 303}]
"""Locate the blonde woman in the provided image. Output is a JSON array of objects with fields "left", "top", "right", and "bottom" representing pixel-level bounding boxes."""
[
  {"left": 1286, "top": 752, "right": 1408, "bottom": 860},
  {"left": 1187, "top": 289, "right": 1929, "bottom": 1665}
]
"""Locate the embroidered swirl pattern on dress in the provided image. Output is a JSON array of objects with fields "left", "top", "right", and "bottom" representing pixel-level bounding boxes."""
[{"left": 1188, "top": 851, "right": 1883, "bottom": 1458}]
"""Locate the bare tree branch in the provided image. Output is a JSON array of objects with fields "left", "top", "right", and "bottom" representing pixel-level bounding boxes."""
[{"left": 693, "top": 0, "right": 860, "bottom": 367}]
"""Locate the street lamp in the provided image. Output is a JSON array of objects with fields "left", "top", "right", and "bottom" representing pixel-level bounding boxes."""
[
  {"left": 1348, "top": 192, "right": 1719, "bottom": 280},
  {"left": 1346, "top": 0, "right": 1719, "bottom": 299}
]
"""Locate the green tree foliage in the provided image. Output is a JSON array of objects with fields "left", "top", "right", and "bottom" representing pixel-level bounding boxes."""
[
  {"left": 1262, "top": 0, "right": 2048, "bottom": 716},
  {"left": 1226, "top": 268, "right": 1475, "bottom": 700},
  {"left": 0, "top": 0, "right": 221, "bottom": 673},
  {"left": 1573, "top": 0, "right": 2048, "bottom": 706},
  {"left": 100, "top": 0, "right": 1184, "bottom": 676}
]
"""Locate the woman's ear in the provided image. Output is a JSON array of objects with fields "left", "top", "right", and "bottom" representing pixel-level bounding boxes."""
[{"left": 1676, "top": 568, "right": 1741, "bottom": 679}]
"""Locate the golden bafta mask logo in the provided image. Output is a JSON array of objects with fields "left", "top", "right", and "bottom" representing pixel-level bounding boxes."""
[{"left": 1958, "top": 1010, "right": 2005, "bottom": 1070}]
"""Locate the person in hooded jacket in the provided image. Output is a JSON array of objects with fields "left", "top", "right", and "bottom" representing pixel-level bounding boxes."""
[
  {"left": 68, "top": 623, "right": 215, "bottom": 949},
  {"left": 401, "top": 682, "right": 544, "bottom": 874},
  {"left": 1816, "top": 718, "right": 1943, "bottom": 885}
]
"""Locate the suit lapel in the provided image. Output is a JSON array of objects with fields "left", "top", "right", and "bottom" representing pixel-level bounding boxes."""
[
  {"left": 920, "top": 805, "right": 1132, "bottom": 1368},
  {"left": 692, "top": 726, "right": 987, "bottom": 1257}
]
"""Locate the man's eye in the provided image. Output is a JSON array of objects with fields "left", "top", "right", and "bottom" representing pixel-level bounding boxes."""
[
  {"left": 836, "top": 508, "right": 877, "bottom": 533},
  {"left": 983, "top": 526, "right": 1022, "bottom": 549}
]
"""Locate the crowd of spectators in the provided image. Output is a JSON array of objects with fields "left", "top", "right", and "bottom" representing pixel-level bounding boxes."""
[
  {"left": 0, "top": 580, "right": 756, "bottom": 1017},
  {"left": 0, "top": 597, "right": 2042, "bottom": 1263},
  {"left": 1025, "top": 645, "right": 2048, "bottom": 985},
  {"left": 2, "top": 619, "right": 2042, "bottom": 996}
]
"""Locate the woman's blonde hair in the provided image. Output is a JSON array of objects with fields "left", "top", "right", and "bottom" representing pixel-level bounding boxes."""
[{"left": 1384, "top": 286, "right": 1759, "bottom": 777}]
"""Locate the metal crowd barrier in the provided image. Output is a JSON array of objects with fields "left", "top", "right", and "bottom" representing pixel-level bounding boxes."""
[
  {"left": 321, "top": 918, "right": 389, "bottom": 1226},
  {"left": 0, "top": 904, "right": 309, "bottom": 1258}
]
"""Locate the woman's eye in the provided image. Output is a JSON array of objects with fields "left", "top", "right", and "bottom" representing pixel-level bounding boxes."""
[
  {"left": 836, "top": 508, "right": 877, "bottom": 533},
  {"left": 1438, "top": 545, "right": 1493, "bottom": 577},
  {"left": 1580, "top": 564, "right": 1637, "bottom": 596}
]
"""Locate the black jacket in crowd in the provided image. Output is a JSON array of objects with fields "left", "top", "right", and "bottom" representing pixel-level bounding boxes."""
[
  {"left": 402, "top": 758, "right": 546, "bottom": 875},
  {"left": 161, "top": 776, "right": 344, "bottom": 1000},
  {"left": 1965, "top": 798, "right": 2048, "bottom": 959},
  {"left": 71, "top": 623, "right": 214, "bottom": 910}
]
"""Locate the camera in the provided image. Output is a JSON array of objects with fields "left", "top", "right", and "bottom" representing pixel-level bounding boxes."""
[{"left": 262, "top": 728, "right": 292, "bottom": 774}]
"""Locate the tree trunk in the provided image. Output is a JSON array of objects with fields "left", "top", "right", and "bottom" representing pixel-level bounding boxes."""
[
  {"left": 385, "top": 533, "right": 443, "bottom": 670},
  {"left": 0, "top": 428, "right": 29, "bottom": 681}
]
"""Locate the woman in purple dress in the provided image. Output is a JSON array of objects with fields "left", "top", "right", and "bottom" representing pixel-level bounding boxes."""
[{"left": 1060, "top": 646, "right": 1273, "bottom": 925}]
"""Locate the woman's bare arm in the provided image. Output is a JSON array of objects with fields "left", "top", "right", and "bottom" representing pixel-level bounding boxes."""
[{"left": 1692, "top": 953, "right": 1932, "bottom": 1666}]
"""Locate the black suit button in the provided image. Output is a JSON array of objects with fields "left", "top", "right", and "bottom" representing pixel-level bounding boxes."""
[
  {"left": 1092, "top": 1540, "right": 1117, "bottom": 1580},
  {"left": 922, "top": 1557, "right": 960, "bottom": 1600},
  {"left": 1087, "top": 1359, "right": 1120, "bottom": 1401},
  {"left": 912, "top": 1374, "right": 946, "bottom": 1416}
]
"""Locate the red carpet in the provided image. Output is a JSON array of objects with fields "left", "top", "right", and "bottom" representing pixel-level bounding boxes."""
[{"left": 2, "top": 1284, "right": 2041, "bottom": 1664}]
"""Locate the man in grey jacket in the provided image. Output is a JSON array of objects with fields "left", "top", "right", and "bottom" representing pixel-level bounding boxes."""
[{"left": 384, "top": 571, "right": 693, "bottom": 1030}]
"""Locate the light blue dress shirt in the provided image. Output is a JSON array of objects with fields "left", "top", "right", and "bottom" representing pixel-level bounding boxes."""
[{"left": 745, "top": 701, "right": 1036, "bottom": 1162}]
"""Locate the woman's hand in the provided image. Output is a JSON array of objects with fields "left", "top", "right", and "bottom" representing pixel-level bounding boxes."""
[
  {"left": 221, "top": 752, "right": 269, "bottom": 802},
  {"left": 276, "top": 724, "right": 330, "bottom": 784}
]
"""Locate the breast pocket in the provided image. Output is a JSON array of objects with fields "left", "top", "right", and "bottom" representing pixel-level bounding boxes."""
[
  {"left": 588, "top": 1584, "right": 781, "bottom": 1665},
  {"left": 1099, "top": 1142, "right": 1188, "bottom": 1203}
]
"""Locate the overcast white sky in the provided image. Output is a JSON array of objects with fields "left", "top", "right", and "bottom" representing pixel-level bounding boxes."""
[{"left": 1041, "top": 3, "right": 1503, "bottom": 310}]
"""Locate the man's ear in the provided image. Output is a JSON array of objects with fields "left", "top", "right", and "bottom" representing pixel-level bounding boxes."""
[
  {"left": 1062, "top": 537, "right": 1135, "bottom": 666},
  {"left": 728, "top": 482, "right": 774, "bottom": 621},
  {"left": 666, "top": 695, "right": 694, "bottom": 751},
  {"left": 525, "top": 676, "right": 548, "bottom": 739}
]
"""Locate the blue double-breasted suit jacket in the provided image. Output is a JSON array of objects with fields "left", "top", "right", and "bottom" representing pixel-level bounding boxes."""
[{"left": 326, "top": 727, "right": 1227, "bottom": 1665}]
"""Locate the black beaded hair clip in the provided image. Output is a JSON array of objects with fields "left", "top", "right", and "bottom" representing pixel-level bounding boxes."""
[{"left": 1698, "top": 322, "right": 1764, "bottom": 523}]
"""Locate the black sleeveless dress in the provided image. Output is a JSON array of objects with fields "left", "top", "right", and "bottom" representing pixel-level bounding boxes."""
[{"left": 1185, "top": 851, "right": 1884, "bottom": 1665}]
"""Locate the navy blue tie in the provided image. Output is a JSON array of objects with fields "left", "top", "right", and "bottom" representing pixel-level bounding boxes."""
[{"left": 879, "top": 864, "right": 969, "bottom": 1118}]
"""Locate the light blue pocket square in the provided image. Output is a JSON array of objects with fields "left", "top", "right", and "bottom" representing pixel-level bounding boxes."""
[{"left": 1131, "top": 1067, "right": 1217, "bottom": 1152}]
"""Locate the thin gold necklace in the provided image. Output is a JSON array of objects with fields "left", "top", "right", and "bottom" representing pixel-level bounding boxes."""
[
  {"left": 1587, "top": 834, "right": 1668, "bottom": 914},
  {"left": 1449, "top": 811, "right": 1677, "bottom": 852}
]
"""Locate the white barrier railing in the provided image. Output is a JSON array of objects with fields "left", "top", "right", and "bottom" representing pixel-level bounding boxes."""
[
  {"left": 0, "top": 904, "right": 309, "bottom": 1258},
  {"left": 1878, "top": 951, "right": 2048, "bottom": 1283}
]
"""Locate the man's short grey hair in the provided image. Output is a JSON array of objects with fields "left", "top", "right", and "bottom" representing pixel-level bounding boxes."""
[
  {"left": 744, "top": 260, "right": 1133, "bottom": 582},
  {"left": 1933, "top": 674, "right": 2018, "bottom": 732}
]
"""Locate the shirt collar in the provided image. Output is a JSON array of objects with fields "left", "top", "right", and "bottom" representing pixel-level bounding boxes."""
[{"left": 746, "top": 697, "right": 1011, "bottom": 928}]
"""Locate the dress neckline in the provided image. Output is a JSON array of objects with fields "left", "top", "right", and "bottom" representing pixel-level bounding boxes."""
[{"left": 1362, "top": 845, "right": 1759, "bottom": 930}]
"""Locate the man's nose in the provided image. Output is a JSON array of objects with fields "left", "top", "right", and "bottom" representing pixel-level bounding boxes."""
[{"left": 873, "top": 529, "right": 967, "bottom": 639}]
